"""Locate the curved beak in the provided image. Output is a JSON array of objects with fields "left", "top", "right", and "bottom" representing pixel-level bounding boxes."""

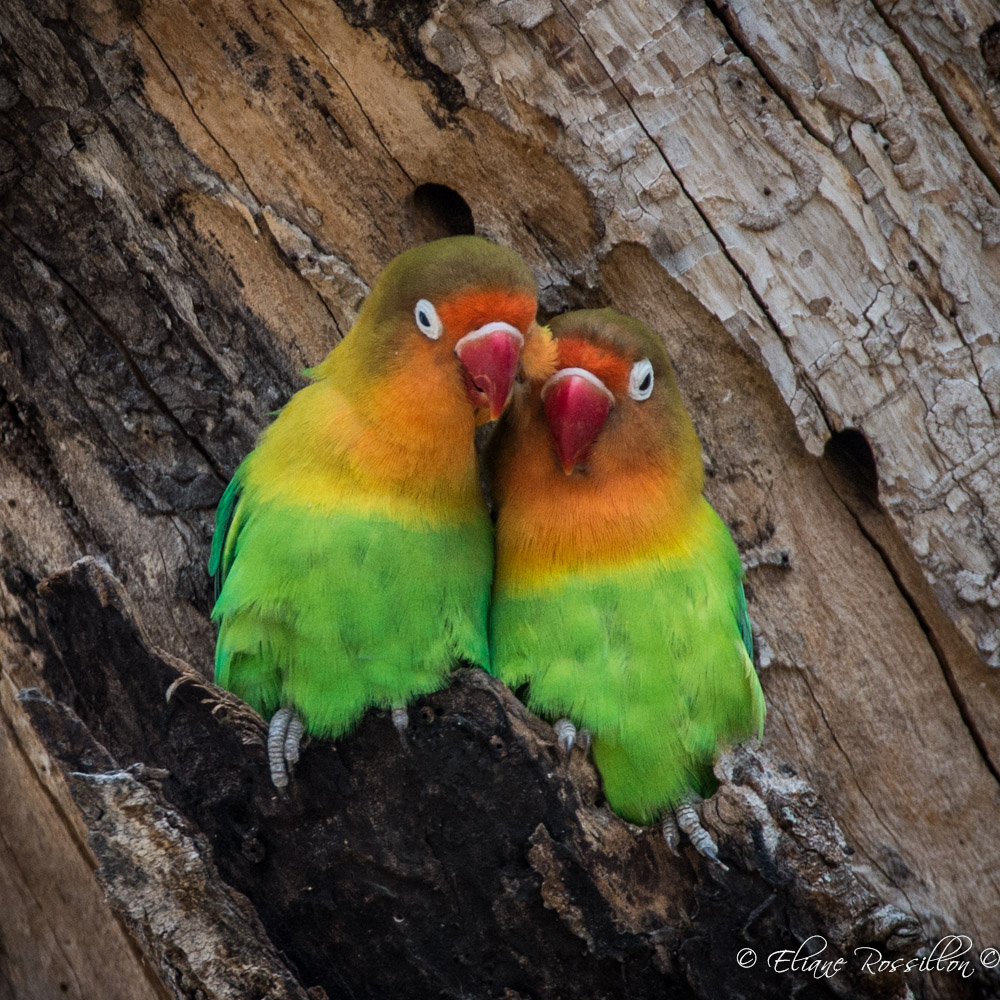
[
  {"left": 455, "top": 322, "right": 524, "bottom": 421},
  {"left": 541, "top": 368, "right": 615, "bottom": 475}
]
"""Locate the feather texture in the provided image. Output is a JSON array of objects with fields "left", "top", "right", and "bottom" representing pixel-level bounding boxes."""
[{"left": 214, "top": 486, "right": 491, "bottom": 736}]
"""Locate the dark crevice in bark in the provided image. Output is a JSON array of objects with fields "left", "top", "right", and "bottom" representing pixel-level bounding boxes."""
[
  {"left": 136, "top": 24, "right": 261, "bottom": 206},
  {"left": 274, "top": 0, "right": 416, "bottom": 188},
  {"left": 950, "top": 306, "right": 998, "bottom": 422},
  {"left": 982, "top": 22, "right": 1000, "bottom": 82},
  {"left": 704, "top": 0, "right": 831, "bottom": 151},
  {"left": 825, "top": 429, "right": 880, "bottom": 504},
  {"left": 411, "top": 183, "right": 475, "bottom": 238},
  {"left": 821, "top": 430, "right": 1000, "bottom": 790},
  {"left": 0, "top": 379, "right": 96, "bottom": 555},
  {"left": 330, "top": 0, "right": 466, "bottom": 119}
]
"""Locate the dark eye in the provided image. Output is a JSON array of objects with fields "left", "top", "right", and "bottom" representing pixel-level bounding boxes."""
[
  {"left": 414, "top": 298, "right": 442, "bottom": 340},
  {"left": 628, "top": 358, "right": 654, "bottom": 400}
]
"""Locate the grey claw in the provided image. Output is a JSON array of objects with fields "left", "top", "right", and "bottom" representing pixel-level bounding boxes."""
[
  {"left": 662, "top": 813, "right": 681, "bottom": 855},
  {"left": 283, "top": 714, "right": 304, "bottom": 766},
  {"left": 164, "top": 674, "right": 194, "bottom": 704},
  {"left": 577, "top": 729, "right": 592, "bottom": 755},
  {"left": 268, "top": 707, "right": 296, "bottom": 788},
  {"left": 553, "top": 718, "right": 576, "bottom": 755},
  {"left": 675, "top": 801, "right": 729, "bottom": 871},
  {"left": 391, "top": 705, "right": 409, "bottom": 749}
]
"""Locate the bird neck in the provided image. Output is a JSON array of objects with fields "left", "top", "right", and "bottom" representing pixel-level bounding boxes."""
[
  {"left": 493, "top": 414, "right": 706, "bottom": 591},
  {"left": 244, "top": 350, "right": 482, "bottom": 524}
]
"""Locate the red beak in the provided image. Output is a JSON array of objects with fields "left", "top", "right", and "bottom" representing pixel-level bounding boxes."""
[
  {"left": 542, "top": 368, "right": 615, "bottom": 475},
  {"left": 455, "top": 322, "right": 524, "bottom": 421}
]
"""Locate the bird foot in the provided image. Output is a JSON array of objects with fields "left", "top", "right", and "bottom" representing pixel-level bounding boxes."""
[
  {"left": 661, "top": 812, "right": 681, "bottom": 854},
  {"left": 553, "top": 718, "right": 575, "bottom": 754},
  {"left": 391, "top": 704, "right": 409, "bottom": 749},
  {"left": 553, "top": 718, "right": 591, "bottom": 757},
  {"left": 268, "top": 706, "right": 305, "bottom": 789},
  {"left": 667, "top": 801, "right": 729, "bottom": 871}
]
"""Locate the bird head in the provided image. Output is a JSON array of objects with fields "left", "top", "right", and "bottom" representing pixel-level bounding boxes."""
[
  {"left": 342, "top": 236, "right": 543, "bottom": 423},
  {"left": 539, "top": 309, "right": 701, "bottom": 482}
]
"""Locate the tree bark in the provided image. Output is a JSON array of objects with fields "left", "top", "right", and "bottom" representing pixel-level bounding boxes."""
[{"left": 1, "top": 1, "right": 998, "bottom": 998}]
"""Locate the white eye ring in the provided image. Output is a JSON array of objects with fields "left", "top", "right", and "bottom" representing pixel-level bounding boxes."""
[
  {"left": 414, "top": 299, "right": 443, "bottom": 340},
  {"left": 628, "top": 358, "right": 654, "bottom": 400}
]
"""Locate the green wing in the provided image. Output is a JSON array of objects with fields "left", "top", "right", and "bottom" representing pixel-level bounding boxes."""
[
  {"left": 211, "top": 494, "right": 493, "bottom": 738},
  {"left": 208, "top": 463, "right": 248, "bottom": 603},
  {"left": 491, "top": 501, "right": 764, "bottom": 824}
]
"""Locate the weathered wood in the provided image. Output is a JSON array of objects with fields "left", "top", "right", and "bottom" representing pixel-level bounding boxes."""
[
  {"left": 0, "top": 673, "right": 167, "bottom": 1000},
  {"left": 2, "top": 0, "right": 999, "bottom": 996}
]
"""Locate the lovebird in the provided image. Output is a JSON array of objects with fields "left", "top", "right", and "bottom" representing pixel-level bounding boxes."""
[
  {"left": 487, "top": 308, "right": 765, "bottom": 862},
  {"left": 210, "top": 236, "right": 544, "bottom": 786}
]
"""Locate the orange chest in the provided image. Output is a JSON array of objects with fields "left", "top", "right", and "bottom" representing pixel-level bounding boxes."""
[{"left": 493, "top": 431, "right": 704, "bottom": 588}]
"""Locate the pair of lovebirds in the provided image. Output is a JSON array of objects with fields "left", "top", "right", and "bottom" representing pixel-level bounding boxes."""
[{"left": 209, "top": 235, "right": 765, "bottom": 862}]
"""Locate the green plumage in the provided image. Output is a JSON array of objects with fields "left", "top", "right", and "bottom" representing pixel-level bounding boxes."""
[
  {"left": 211, "top": 473, "right": 492, "bottom": 737},
  {"left": 208, "top": 236, "right": 536, "bottom": 742},
  {"left": 488, "top": 307, "right": 764, "bottom": 827},
  {"left": 491, "top": 503, "right": 761, "bottom": 824}
]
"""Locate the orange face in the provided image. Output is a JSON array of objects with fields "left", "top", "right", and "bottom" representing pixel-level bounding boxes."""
[
  {"left": 317, "top": 236, "right": 542, "bottom": 425},
  {"left": 436, "top": 289, "right": 537, "bottom": 348},
  {"left": 488, "top": 311, "right": 706, "bottom": 585},
  {"left": 348, "top": 285, "right": 539, "bottom": 500},
  {"left": 253, "top": 237, "right": 546, "bottom": 521}
]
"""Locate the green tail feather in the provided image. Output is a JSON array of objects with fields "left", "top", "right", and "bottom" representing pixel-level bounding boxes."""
[
  {"left": 491, "top": 501, "right": 764, "bottom": 825},
  {"left": 211, "top": 493, "right": 492, "bottom": 738}
]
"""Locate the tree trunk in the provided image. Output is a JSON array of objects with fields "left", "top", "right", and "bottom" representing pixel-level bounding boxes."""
[{"left": 1, "top": 1, "right": 998, "bottom": 998}]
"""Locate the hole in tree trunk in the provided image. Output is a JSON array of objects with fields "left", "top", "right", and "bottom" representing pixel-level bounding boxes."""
[
  {"left": 409, "top": 183, "right": 475, "bottom": 241},
  {"left": 980, "top": 22, "right": 1000, "bottom": 81},
  {"left": 823, "top": 427, "right": 880, "bottom": 506}
]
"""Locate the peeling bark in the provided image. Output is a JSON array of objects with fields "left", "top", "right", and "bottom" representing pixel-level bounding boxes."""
[{"left": 2, "top": 0, "right": 999, "bottom": 997}]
